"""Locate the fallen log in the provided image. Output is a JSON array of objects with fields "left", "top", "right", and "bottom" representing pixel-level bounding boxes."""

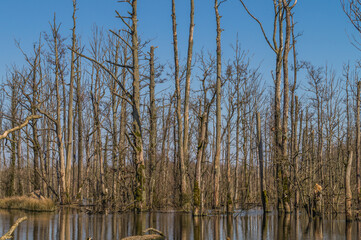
[
  {"left": 121, "top": 228, "right": 165, "bottom": 240},
  {"left": 0, "top": 216, "right": 27, "bottom": 240}
]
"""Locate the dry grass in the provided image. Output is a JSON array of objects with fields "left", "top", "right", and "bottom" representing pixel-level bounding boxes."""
[{"left": 0, "top": 196, "right": 56, "bottom": 212}]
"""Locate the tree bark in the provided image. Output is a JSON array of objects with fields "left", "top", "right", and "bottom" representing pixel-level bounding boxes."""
[
  {"left": 171, "top": 0, "right": 186, "bottom": 209},
  {"left": 257, "top": 112, "right": 269, "bottom": 213},
  {"left": 50, "top": 16, "right": 67, "bottom": 204},
  {"left": 193, "top": 102, "right": 207, "bottom": 216},
  {"left": 356, "top": 81, "right": 361, "bottom": 208},
  {"left": 65, "top": 0, "right": 77, "bottom": 199},
  {"left": 345, "top": 151, "right": 353, "bottom": 222},
  {"left": 281, "top": 0, "right": 292, "bottom": 213},
  {"left": 181, "top": 0, "right": 195, "bottom": 210},
  {"left": 76, "top": 45, "right": 83, "bottom": 200},
  {"left": 148, "top": 46, "right": 157, "bottom": 209},
  {"left": 226, "top": 95, "right": 233, "bottom": 213},
  {"left": 131, "top": 0, "right": 146, "bottom": 212},
  {"left": 214, "top": 0, "right": 222, "bottom": 210}
]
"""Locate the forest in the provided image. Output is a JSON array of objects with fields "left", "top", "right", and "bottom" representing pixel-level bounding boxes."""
[{"left": 0, "top": 0, "right": 361, "bottom": 222}]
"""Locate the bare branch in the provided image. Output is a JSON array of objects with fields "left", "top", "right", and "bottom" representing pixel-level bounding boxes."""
[
  {"left": 70, "top": 48, "right": 134, "bottom": 103},
  {"left": 109, "top": 29, "right": 133, "bottom": 50},
  {"left": 239, "top": 0, "right": 277, "bottom": 53},
  {"left": 0, "top": 115, "right": 42, "bottom": 140},
  {"left": 115, "top": 10, "right": 132, "bottom": 30}
]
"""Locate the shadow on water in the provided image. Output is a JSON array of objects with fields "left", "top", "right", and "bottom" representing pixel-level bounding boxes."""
[{"left": 0, "top": 208, "right": 359, "bottom": 239}]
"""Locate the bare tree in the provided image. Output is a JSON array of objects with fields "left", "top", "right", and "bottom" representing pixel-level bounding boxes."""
[
  {"left": 193, "top": 53, "right": 216, "bottom": 215},
  {"left": 239, "top": 0, "right": 297, "bottom": 212},
  {"left": 148, "top": 46, "right": 157, "bottom": 209},
  {"left": 213, "top": 0, "right": 223, "bottom": 210},
  {"left": 65, "top": 0, "right": 78, "bottom": 198}
]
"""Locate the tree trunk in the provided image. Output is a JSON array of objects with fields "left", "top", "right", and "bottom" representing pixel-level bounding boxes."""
[
  {"left": 356, "top": 81, "right": 361, "bottom": 208},
  {"left": 214, "top": 0, "right": 222, "bottom": 210},
  {"left": 193, "top": 103, "right": 206, "bottom": 215},
  {"left": 281, "top": 1, "right": 292, "bottom": 213},
  {"left": 131, "top": 0, "right": 146, "bottom": 212},
  {"left": 148, "top": 46, "right": 157, "bottom": 209},
  {"left": 8, "top": 83, "right": 17, "bottom": 196},
  {"left": 274, "top": 8, "right": 284, "bottom": 212},
  {"left": 111, "top": 39, "right": 120, "bottom": 202},
  {"left": 345, "top": 151, "right": 353, "bottom": 222},
  {"left": 171, "top": 0, "right": 186, "bottom": 210},
  {"left": 226, "top": 102, "right": 233, "bottom": 213},
  {"left": 181, "top": 0, "right": 195, "bottom": 210},
  {"left": 76, "top": 47, "right": 83, "bottom": 200},
  {"left": 52, "top": 16, "right": 67, "bottom": 204},
  {"left": 257, "top": 112, "right": 269, "bottom": 213},
  {"left": 65, "top": 0, "right": 77, "bottom": 199}
]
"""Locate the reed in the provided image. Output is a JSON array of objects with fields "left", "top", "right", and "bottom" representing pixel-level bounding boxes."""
[{"left": 0, "top": 196, "right": 56, "bottom": 212}]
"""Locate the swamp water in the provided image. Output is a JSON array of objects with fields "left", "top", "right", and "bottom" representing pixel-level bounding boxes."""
[{"left": 0, "top": 209, "right": 359, "bottom": 239}]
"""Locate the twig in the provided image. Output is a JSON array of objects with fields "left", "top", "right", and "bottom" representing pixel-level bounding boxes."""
[{"left": 238, "top": 0, "right": 276, "bottom": 53}]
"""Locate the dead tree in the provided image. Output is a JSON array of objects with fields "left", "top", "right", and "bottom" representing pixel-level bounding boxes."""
[
  {"left": 357, "top": 80, "right": 361, "bottom": 207},
  {"left": 148, "top": 46, "right": 157, "bottom": 209},
  {"left": 171, "top": 0, "right": 185, "bottom": 208},
  {"left": 76, "top": 44, "right": 84, "bottom": 199},
  {"left": 74, "top": 0, "right": 146, "bottom": 211},
  {"left": 65, "top": 0, "right": 78, "bottom": 198},
  {"left": 345, "top": 151, "right": 353, "bottom": 222},
  {"left": 213, "top": 0, "right": 223, "bottom": 210},
  {"left": 40, "top": 16, "right": 67, "bottom": 204},
  {"left": 239, "top": 0, "right": 298, "bottom": 213},
  {"left": 257, "top": 111, "right": 269, "bottom": 213},
  {"left": 170, "top": 0, "right": 194, "bottom": 210},
  {"left": 193, "top": 53, "right": 216, "bottom": 215},
  {"left": 341, "top": 0, "right": 361, "bottom": 210}
]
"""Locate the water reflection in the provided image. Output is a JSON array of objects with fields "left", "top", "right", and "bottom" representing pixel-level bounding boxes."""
[{"left": 0, "top": 209, "right": 359, "bottom": 239}]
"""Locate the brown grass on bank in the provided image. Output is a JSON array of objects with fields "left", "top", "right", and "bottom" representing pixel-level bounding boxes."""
[{"left": 0, "top": 196, "right": 56, "bottom": 212}]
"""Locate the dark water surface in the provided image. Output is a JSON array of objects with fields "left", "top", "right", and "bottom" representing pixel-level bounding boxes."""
[{"left": 0, "top": 209, "right": 359, "bottom": 239}]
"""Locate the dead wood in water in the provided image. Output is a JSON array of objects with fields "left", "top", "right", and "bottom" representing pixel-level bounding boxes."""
[
  {"left": 121, "top": 228, "right": 165, "bottom": 240},
  {"left": 0, "top": 216, "right": 27, "bottom": 240}
]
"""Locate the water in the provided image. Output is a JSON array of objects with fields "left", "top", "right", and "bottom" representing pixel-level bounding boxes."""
[{"left": 0, "top": 208, "right": 359, "bottom": 239}]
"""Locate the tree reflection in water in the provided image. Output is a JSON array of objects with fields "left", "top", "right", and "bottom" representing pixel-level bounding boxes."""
[{"left": 0, "top": 209, "right": 359, "bottom": 239}]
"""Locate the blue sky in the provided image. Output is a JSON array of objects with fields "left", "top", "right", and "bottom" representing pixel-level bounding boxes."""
[{"left": 0, "top": 0, "right": 358, "bottom": 86}]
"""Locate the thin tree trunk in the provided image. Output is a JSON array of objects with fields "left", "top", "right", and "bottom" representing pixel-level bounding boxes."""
[
  {"left": 234, "top": 79, "right": 240, "bottom": 207},
  {"left": 118, "top": 45, "right": 128, "bottom": 203},
  {"left": 171, "top": 0, "right": 186, "bottom": 209},
  {"left": 131, "top": 0, "right": 146, "bottom": 212},
  {"left": 226, "top": 101, "right": 233, "bottom": 213},
  {"left": 214, "top": 0, "right": 222, "bottom": 210},
  {"left": 345, "top": 151, "right": 353, "bottom": 222},
  {"left": 356, "top": 81, "right": 361, "bottom": 208},
  {"left": 8, "top": 84, "right": 17, "bottom": 196},
  {"left": 31, "top": 44, "right": 41, "bottom": 192},
  {"left": 111, "top": 38, "right": 120, "bottom": 202},
  {"left": 274, "top": 1, "right": 284, "bottom": 211},
  {"left": 181, "top": 0, "right": 195, "bottom": 210},
  {"left": 281, "top": 0, "right": 292, "bottom": 213},
  {"left": 52, "top": 16, "right": 66, "bottom": 203},
  {"left": 257, "top": 112, "right": 269, "bottom": 213},
  {"left": 148, "top": 46, "right": 157, "bottom": 209},
  {"left": 294, "top": 97, "right": 300, "bottom": 209},
  {"left": 193, "top": 101, "right": 206, "bottom": 216},
  {"left": 76, "top": 47, "right": 83, "bottom": 200},
  {"left": 65, "top": 0, "right": 77, "bottom": 199}
]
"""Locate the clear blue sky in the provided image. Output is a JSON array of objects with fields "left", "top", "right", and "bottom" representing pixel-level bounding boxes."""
[{"left": 0, "top": 0, "right": 358, "bottom": 86}]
